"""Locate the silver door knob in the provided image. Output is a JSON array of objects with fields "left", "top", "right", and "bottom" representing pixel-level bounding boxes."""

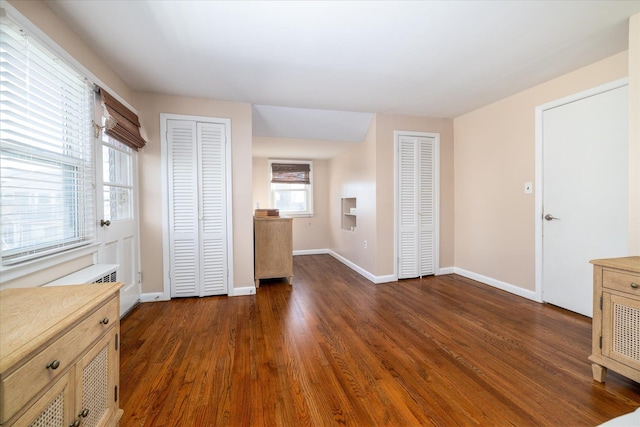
[
  {"left": 100, "top": 219, "right": 111, "bottom": 227},
  {"left": 544, "top": 214, "right": 560, "bottom": 221}
]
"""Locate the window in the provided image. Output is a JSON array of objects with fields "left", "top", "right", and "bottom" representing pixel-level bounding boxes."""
[
  {"left": 101, "top": 125, "right": 133, "bottom": 222},
  {"left": 269, "top": 160, "right": 313, "bottom": 216},
  {"left": 0, "top": 17, "right": 95, "bottom": 265}
]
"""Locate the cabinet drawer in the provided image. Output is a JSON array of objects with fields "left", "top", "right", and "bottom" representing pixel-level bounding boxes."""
[
  {"left": 603, "top": 270, "right": 640, "bottom": 296},
  {"left": 0, "top": 296, "right": 118, "bottom": 423}
]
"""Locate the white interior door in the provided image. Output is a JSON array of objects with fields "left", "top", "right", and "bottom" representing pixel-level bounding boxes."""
[
  {"left": 397, "top": 133, "right": 438, "bottom": 279},
  {"left": 542, "top": 84, "right": 628, "bottom": 317},
  {"left": 166, "top": 119, "right": 228, "bottom": 297},
  {"left": 97, "top": 130, "right": 140, "bottom": 316}
]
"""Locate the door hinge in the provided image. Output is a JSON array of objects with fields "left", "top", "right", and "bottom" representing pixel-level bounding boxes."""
[
  {"left": 115, "top": 333, "right": 119, "bottom": 351},
  {"left": 600, "top": 296, "right": 603, "bottom": 310},
  {"left": 599, "top": 336, "right": 602, "bottom": 349},
  {"left": 115, "top": 385, "right": 118, "bottom": 402},
  {"left": 138, "top": 271, "right": 142, "bottom": 284}
]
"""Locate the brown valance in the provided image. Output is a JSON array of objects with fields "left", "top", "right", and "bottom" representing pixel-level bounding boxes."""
[
  {"left": 99, "top": 88, "right": 146, "bottom": 151},
  {"left": 271, "top": 163, "right": 311, "bottom": 184}
]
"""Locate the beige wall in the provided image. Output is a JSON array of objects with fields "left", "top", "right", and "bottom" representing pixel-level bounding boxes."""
[
  {"left": 2, "top": 0, "right": 132, "bottom": 289},
  {"left": 629, "top": 14, "right": 640, "bottom": 254},
  {"left": 133, "top": 93, "right": 254, "bottom": 293},
  {"left": 453, "top": 51, "right": 629, "bottom": 292},
  {"left": 375, "top": 114, "right": 455, "bottom": 275},
  {"left": 252, "top": 156, "right": 332, "bottom": 252},
  {"left": 329, "top": 117, "right": 378, "bottom": 274}
]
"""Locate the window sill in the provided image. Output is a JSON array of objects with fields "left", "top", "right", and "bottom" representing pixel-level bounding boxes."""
[
  {"left": 0, "top": 243, "right": 100, "bottom": 284},
  {"left": 280, "top": 212, "right": 314, "bottom": 218}
]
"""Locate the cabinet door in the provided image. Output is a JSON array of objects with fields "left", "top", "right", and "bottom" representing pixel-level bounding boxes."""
[
  {"left": 14, "top": 371, "right": 74, "bottom": 427},
  {"left": 75, "top": 328, "right": 119, "bottom": 427},
  {"left": 602, "top": 293, "right": 640, "bottom": 368}
]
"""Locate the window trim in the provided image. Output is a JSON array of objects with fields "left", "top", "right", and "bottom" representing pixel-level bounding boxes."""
[
  {"left": 268, "top": 159, "right": 314, "bottom": 217},
  {"left": 0, "top": 242, "right": 100, "bottom": 284}
]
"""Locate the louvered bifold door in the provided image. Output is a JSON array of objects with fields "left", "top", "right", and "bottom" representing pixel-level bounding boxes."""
[
  {"left": 197, "top": 123, "right": 227, "bottom": 296},
  {"left": 168, "top": 120, "right": 200, "bottom": 297},
  {"left": 398, "top": 136, "right": 419, "bottom": 279},
  {"left": 418, "top": 137, "right": 435, "bottom": 276},
  {"left": 398, "top": 135, "right": 436, "bottom": 279}
]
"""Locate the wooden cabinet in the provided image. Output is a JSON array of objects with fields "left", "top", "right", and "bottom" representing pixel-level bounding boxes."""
[
  {"left": 0, "top": 282, "right": 123, "bottom": 426},
  {"left": 589, "top": 257, "right": 640, "bottom": 383},
  {"left": 254, "top": 217, "right": 293, "bottom": 288}
]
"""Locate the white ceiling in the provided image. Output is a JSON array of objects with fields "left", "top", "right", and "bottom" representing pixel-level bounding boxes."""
[
  {"left": 44, "top": 0, "right": 639, "bottom": 154},
  {"left": 253, "top": 105, "right": 373, "bottom": 141}
]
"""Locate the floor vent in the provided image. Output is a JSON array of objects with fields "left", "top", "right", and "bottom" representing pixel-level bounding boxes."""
[{"left": 44, "top": 264, "right": 119, "bottom": 287}]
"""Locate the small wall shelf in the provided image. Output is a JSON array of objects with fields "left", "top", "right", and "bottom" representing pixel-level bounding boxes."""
[{"left": 341, "top": 198, "right": 357, "bottom": 231}]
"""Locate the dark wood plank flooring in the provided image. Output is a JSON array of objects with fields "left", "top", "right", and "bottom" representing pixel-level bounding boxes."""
[{"left": 119, "top": 254, "right": 640, "bottom": 426}]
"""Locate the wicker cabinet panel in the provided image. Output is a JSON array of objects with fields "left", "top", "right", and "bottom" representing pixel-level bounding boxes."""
[
  {"left": 76, "top": 327, "right": 119, "bottom": 427},
  {"left": 15, "top": 371, "right": 73, "bottom": 427}
]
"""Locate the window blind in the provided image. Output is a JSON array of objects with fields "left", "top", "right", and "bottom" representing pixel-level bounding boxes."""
[
  {"left": 99, "top": 87, "right": 146, "bottom": 151},
  {"left": 271, "top": 162, "right": 311, "bottom": 184},
  {"left": 0, "top": 18, "right": 95, "bottom": 264}
]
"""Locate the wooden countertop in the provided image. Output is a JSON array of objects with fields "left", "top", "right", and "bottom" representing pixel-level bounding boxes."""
[
  {"left": 590, "top": 256, "right": 640, "bottom": 274},
  {"left": 0, "top": 282, "right": 123, "bottom": 375}
]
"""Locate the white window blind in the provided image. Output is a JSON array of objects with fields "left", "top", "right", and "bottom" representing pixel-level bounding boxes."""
[{"left": 0, "top": 18, "right": 95, "bottom": 265}]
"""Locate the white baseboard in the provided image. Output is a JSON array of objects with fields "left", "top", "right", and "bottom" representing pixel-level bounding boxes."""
[
  {"left": 232, "top": 286, "right": 257, "bottom": 296},
  {"left": 327, "top": 250, "right": 397, "bottom": 284},
  {"left": 139, "top": 292, "right": 169, "bottom": 303},
  {"left": 293, "top": 249, "right": 330, "bottom": 256},
  {"left": 453, "top": 267, "right": 538, "bottom": 302},
  {"left": 437, "top": 267, "right": 455, "bottom": 275}
]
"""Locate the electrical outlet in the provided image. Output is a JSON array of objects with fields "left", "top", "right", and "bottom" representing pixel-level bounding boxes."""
[{"left": 363, "top": 240, "right": 367, "bottom": 249}]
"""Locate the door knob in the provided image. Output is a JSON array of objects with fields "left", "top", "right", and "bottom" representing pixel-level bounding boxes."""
[
  {"left": 100, "top": 219, "right": 111, "bottom": 227},
  {"left": 544, "top": 214, "right": 560, "bottom": 221}
]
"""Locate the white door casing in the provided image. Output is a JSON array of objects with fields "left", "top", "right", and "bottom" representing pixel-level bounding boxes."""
[
  {"left": 161, "top": 114, "right": 232, "bottom": 298},
  {"left": 536, "top": 81, "right": 628, "bottom": 317},
  {"left": 395, "top": 131, "right": 439, "bottom": 279}
]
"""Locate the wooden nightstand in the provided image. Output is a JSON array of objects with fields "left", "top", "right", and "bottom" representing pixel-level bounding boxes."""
[
  {"left": 589, "top": 256, "right": 640, "bottom": 383},
  {"left": 254, "top": 217, "right": 293, "bottom": 288}
]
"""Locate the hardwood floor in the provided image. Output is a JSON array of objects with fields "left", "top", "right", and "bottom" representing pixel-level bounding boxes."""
[{"left": 119, "top": 255, "right": 640, "bottom": 426}]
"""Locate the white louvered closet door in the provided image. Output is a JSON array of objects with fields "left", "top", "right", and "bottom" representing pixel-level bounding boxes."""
[
  {"left": 197, "top": 123, "right": 227, "bottom": 295},
  {"left": 167, "top": 120, "right": 227, "bottom": 297},
  {"left": 168, "top": 120, "right": 199, "bottom": 297},
  {"left": 398, "top": 135, "right": 436, "bottom": 279}
]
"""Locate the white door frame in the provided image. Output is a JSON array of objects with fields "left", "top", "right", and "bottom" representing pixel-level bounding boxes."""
[
  {"left": 533, "top": 78, "right": 628, "bottom": 303},
  {"left": 393, "top": 130, "right": 440, "bottom": 280},
  {"left": 160, "top": 113, "right": 234, "bottom": 299}
]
